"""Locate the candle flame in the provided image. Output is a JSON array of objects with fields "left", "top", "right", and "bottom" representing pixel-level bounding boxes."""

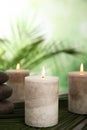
[
  {"left": 80, "top": 63, "right": 84, "bottom": 75},
  {"left": 16, "top": 63, "right": 20, "bottom": 71},
  {"left": 41, "top": 66, "right": 45, "bottom": 78}
]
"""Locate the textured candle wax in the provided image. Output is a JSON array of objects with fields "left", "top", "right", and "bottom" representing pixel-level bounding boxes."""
[
  {"left": 25, "top": 76, "right": 59, "bottom": 127},
  {"left": 68, "top": 72, "right": 87, "bottom": 114},
  {"left": 6, "top": 70, "right": 29, "bottom": 102}
]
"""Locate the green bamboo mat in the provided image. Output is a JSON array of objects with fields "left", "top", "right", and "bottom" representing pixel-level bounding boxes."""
[{"left": 0, "top": 94, "right": 87, "bottom": 130}]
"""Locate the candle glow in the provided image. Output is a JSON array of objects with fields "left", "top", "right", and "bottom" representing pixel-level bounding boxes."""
[
  {"left": 80, "top": 63, "right": 84, "bottom": 75},
  {"left": 16, "top": 63, "right": 20, "bottom": 71},
  {"left": 41, "top": 66, "right": 45, "bottom": 78}
]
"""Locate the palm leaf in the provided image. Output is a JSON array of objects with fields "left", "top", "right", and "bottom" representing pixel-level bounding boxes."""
[{"left": 0, "top": 19, "right": 84, "bottom": 93}]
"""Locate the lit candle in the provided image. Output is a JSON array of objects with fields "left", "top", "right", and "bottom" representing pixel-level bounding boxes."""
[
  {"left": 68, "top": 63, "right": 87, "bottom": 114},
  {"left": 6, "top": 64, "right": 29, "bottom": 102},
  {"left": 25, "top": 67, "right": 59, "bottom": 127}
]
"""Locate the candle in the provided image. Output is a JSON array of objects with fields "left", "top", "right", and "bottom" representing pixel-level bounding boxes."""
[
  {"left": 25, "top": 67, "right": 59, "bottom": 127},
  {"left": 6, "top": 64, "right": 29, "bottom": 102},
  {"left": 68, "top": 63, "right": 87, "bottom": 114}
]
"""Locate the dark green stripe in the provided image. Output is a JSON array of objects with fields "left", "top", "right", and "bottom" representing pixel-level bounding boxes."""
[{"left": 0, "top": 95, "right": 87, "bottom": 130}]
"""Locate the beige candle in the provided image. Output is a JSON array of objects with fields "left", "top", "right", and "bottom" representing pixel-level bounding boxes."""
[
  {"left": 6, "top": 64, "right": 29, "bottom": 102},
  {"left": 68, "top": 63, "right": 87, "bottom": 114},
  {"left": 25, "top": 67, "right": 59, "bottom": 127}
]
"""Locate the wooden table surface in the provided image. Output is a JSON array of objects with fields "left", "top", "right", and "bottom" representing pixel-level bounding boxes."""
[{"left": 0, "top": 94, "right": 87, "bottom": 130}]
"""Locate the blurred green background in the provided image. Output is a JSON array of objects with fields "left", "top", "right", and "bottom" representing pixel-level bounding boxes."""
[{"left": 0, "top": 0, "right": 87, "bottom": 93}]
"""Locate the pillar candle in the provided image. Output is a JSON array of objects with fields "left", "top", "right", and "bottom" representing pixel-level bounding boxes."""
[
  {"left": 25, "top": 67, "right": 59, "bottom": 127},
  {"left": 68, "top": 63, "right": 87, "bottom": 114},
  {"left": 6, "top": 64, "right": 29, "bottom": 102}
]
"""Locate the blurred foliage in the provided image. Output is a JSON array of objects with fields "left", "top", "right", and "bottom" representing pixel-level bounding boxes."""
[
  {"left": 0, "top": 20, "right": 84, "bottom": 93},
  {"left": 0, "top": 0, "right": 87, "bottom": 93}
]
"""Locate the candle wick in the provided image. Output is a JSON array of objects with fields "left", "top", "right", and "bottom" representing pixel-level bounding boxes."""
[
  {"left": 42, "top": 76, "right": 45, "bottom": 78},
  {"left": 41, "top": 75, "right": 46, "bottom": 79}
]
